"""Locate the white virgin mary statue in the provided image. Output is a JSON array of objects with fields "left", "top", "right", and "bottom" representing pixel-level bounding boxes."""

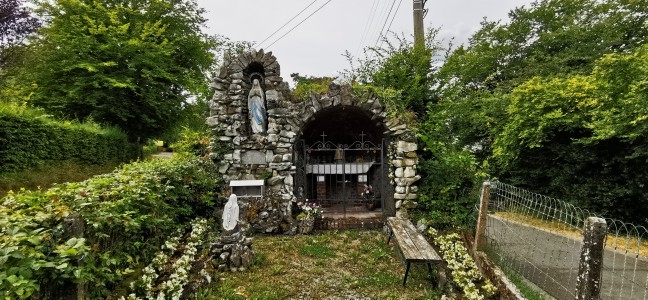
[
  {"left": 222, "top": 194, "right": 239, "bottom": 232},
  {"left": 248, "top": 78, "right": 267, "bottom": 133}
]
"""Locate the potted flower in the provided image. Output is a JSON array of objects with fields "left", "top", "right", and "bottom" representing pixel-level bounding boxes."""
[
  {"left": 361, "top": 184, "right": 377, "bottom": 211},
  {"left": 296, "top": 200, "right": 322, "bottom": 234}
]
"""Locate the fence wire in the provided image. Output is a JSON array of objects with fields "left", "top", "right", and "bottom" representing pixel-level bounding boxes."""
[
  {"left": 482, "top": 181, "right": 648, "bottom": 300},
  {"left": 602, "top": 219, "right": 648, "bottom": 300}
]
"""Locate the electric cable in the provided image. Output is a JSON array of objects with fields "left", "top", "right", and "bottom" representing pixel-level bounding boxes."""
[
  {"left": 373, "top": 0, "right": 397, "bottom": 48},
  {"left": 355, "top": 0, "right": 380, "bottom": 58},
  {"left": 265, "top": 0, "right": 333, "bottom": 49},
  {"left": 254, "top": 0, "right": 319, "bottom": 49},
  {"left": 379, "top": 0, "right": 404, "bottom": 48}
]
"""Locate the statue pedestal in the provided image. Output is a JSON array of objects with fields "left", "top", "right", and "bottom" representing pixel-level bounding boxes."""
[
  {"left": 214, "top": 193, "right": 254, "bottom": 271},
  {"left": 211, "top": 230, "right": 254, "bottom": 272}
]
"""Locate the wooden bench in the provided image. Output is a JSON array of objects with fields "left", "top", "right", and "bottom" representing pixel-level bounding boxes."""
[{"left": 386, "top": 217, "right": 442, "bottom": 286}]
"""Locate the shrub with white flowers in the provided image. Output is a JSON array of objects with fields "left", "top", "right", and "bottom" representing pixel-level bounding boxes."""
[
  {"left": 156, "top": 218, "right": 208, "bottom": 300},
  {"left": 430, "top": 231, "right": 497, "bottom": 300},
  {"left": 121, "top": 218, "right": 209, "bottom": 300},
  {"left": 128, "top": 229, "right": 183, "bottom": 299}
]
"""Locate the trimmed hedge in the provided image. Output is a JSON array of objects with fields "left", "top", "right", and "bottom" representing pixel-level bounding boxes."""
[
  {"left": 0, "top": 156, "right": 220, "bottom": 299},
  {"left": 0, "top": 104, "right": 136, "bottom": 174}
]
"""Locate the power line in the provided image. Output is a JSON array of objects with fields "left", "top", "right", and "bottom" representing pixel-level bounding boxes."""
[
  {"left": 265, "top": 0, "right": 333, "bottom": 49},
  {"left": 379, "top": 0, "right": 404, "bottom": 48},
  {"left": 371, "top": 0, "right": 392, "bottom": 45},
  {"left": 254, "top": 0, "right": 319, "bottom": 49},
  {"left": 373, "top": 0, "right": 397, "bottom": 48},
  {"left": 355, "top": 0, "right": 380, "bottom": 58}
]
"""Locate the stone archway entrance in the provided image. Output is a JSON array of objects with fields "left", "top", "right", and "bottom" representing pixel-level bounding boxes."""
[
  {"left": 207, "top": 49, "right": 419, "bottom": 232},
  {"left": 294, "top": 106, "right": 389, "bottom": 218}
]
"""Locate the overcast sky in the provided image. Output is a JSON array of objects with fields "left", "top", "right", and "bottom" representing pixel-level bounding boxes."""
[{"left": 196, "top": 0, "right": 535, "bottom": 86}]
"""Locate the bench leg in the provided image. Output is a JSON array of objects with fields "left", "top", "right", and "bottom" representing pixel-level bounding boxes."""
[
  {"left": 402, "top": 261, "right": 411, "bottom": 287},
  {"left": 427, "top": 263, "right": 435, "bottom": 285},
  {"left": 386, "top": 230, "right": 393, "bottom": 245}
]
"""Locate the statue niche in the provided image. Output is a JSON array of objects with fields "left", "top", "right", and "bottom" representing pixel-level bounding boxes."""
[{"left": 247, "top": 77, "right": 267, "bottom": 134}]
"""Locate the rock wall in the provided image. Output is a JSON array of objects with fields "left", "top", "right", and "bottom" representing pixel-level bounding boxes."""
[{"left": 207, "top": 50, "right": 420, "bottom": 232}]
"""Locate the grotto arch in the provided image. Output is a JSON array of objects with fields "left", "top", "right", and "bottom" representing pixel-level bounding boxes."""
[
  {"left": 294, "top": 105, "right": 390, "bottom": 218},
  {"left": 207, "top": 49, "right": 419, "bottom": 232}
]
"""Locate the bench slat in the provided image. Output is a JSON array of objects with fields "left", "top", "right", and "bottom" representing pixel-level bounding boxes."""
[
  {"left": 389, "top": 218, "right": 426, "bottom": 261},
  {"left": 401, "top": 220, "right": 441, "bottom": 261},
  {"left": 388, "top": 217, "right": 442, "bottom": 263}
]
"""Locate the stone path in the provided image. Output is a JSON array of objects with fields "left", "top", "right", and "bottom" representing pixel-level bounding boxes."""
[{"left": 486, "top": 215, "right": 648, "bottom": 299}]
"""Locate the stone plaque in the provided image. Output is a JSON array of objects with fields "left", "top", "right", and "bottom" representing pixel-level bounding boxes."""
[{"left": 241, "top": 150, "right": 266, "bottom": 164}]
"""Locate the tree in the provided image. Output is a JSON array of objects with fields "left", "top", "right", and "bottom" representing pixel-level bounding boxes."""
[
  {"left": 488, "top": 44, "right": 648, "bottom": 223},
  {"left": 440, "top": 0, "right": 648, "bottom": 93},
  {"left": 0, "top": 0, "right": 40, "bottom": 68},
  {"left": 23, "top": 0, "right": 214, "bottom": 146},
  {"left": 437, "top": 0, "right": 648, "bottom": 152},
  {"left": 429, "top": 0, "right": 648, "bottom": 224},
  {"left": 344, "top": 29, "right": 445, "bottom": 115}
]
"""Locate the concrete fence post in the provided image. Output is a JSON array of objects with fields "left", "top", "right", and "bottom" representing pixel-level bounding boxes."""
[
  {"left": 474, "top": 181, "right": 491, "bottom": 253},
  {"left": 575, "top": 217, "right": 607, "bottom": 300}
]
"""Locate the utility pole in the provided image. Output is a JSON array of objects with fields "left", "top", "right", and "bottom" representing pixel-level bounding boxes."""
[{"left": 413, "top": 0, "right": 426, "bottom": 49}]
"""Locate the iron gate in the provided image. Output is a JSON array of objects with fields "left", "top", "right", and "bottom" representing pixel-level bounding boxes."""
[{"left": 294, "top": 133, "right": 388, "bottom": 218}]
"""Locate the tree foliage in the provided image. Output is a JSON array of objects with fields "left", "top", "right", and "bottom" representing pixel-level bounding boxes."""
[
  {"left": 490, "top": 45, "right": 648, "bottom": 221},
  {"left": 435, "top": 0, "right": 648, "bottom": 223},
  {"left": 440, "top": 0, "right": 648, "bottom": 92},
  {"left": 344, "top": 29, "right": 445, "bottom": 115},
  {"left": 289, "top": 73, "right": 336, "bottom": 101},
  {"left": 0, "top": 0, "right": 40, "bottom": 68},
  {"left": 21, "top": 0, "right": 214, "bottom": 143},
  {"left": 344, "top": 29, "right": 482, "bottom": 228}
]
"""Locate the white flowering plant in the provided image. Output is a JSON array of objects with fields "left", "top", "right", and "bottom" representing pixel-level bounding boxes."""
[
  {"left": 431, "top": 231, "right": 497, "bottom": 300},
  {"left": 295, "top": 200, "right": 322, "bottom": 220},
  {"left": 122, "top": 218, "right": 210, "bottom": 300}
]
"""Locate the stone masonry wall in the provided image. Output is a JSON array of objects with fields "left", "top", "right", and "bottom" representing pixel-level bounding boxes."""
[{"left": 207, "top": 50, "right": 420, "bottom": 232}]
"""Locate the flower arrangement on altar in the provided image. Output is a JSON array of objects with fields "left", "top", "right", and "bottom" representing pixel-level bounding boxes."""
[
  {"left": 361, "top": 184, "right": 378, "bottom": 210},
  {"left": 295, "top": 200, "right": 322, "bottom": 220},
  {"left": 361, "top": 184, "right": 374, "bottom": 201}
]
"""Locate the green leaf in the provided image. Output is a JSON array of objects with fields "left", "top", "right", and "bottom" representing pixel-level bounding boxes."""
[{"left": 27, "top": 237, "right": 41, "bottom": 245}]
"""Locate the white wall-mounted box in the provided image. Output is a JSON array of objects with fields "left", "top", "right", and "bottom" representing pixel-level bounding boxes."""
[{"left": 230, "top": 180, "right": 265, "bottom": 198}]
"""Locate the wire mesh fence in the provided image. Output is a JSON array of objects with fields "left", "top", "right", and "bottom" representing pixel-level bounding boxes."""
[
  {"left": 480, "top": 181, "right": 648, "bottom": 299},
  {"left": 602, "top": 219, "right": 648, "bottom": 299}
]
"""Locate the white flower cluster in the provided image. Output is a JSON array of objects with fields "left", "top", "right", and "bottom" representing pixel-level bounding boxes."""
[
  {"left": 127, "top": 229, "right": 183, "bottom": 300},
  {"left": 434, "top": 233, "right": 496, "bottom": 300},
  {"left": 156, "top": 218, "right": 208, "bottom": 300},
  {"left": 120, "top": 219, "right": 209, "bottom": 300}
]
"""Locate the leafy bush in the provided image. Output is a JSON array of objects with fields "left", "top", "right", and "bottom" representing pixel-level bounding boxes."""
[
  {"left": 416, "top": 101, "right": 483, "bottom": 229},
  {"left": 0, "top": 104, "right": 136, "bottom": 174},
  {"left": 0, "top": 156, "right": 220, "bottom": 299},
  {"left": 290, "top": 73, "right": 335, "bottom": 102},
  {"left": 171, "top": 127, "right": 211, "bottom": 157}
]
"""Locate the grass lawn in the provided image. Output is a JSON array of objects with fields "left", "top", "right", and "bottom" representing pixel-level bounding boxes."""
[{"left": 195, "top": 230, "right": 443, "bottom": 299}]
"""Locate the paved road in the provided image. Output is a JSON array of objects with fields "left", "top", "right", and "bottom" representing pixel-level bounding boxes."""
[{"left": 485, "top": 215, "right": 648, "bottom": 300}]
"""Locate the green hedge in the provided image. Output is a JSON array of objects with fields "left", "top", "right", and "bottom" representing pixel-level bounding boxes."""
[
  {"left": 0, "top": 104, "right": 136, "bottom": 174},
  {"left": 0, "top": 156, "right": 220, "bottom": 299}
]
